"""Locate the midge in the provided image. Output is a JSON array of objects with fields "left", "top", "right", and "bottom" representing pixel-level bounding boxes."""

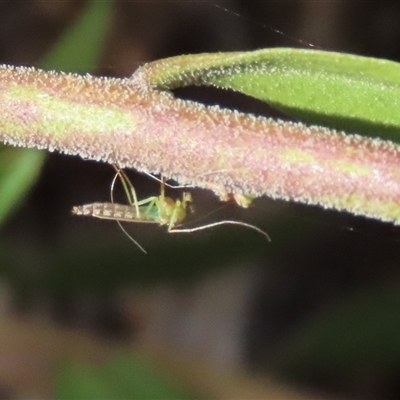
[{"left": 72, "top": 167, "right": 270, "bottom": 253}]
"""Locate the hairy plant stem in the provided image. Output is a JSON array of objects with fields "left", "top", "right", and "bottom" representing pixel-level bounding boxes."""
[{"left": 0, "top": 64, "right": 400, "bottom": 224}]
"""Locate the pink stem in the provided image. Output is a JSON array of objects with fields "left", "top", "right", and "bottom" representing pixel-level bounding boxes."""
[{"left": 0, "top": 65, "right": 399, "bottom": 224}]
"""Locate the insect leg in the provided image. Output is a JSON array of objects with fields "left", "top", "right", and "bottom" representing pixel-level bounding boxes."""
[
  {"left": 112, "top": 165, "right": 140, "bottom": 218},
  {"left": 169, "top": 220, "right": 271, "bottom": 242}
]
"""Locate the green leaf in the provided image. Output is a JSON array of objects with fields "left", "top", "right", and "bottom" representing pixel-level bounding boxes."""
[
  {"left": 40, "top": 0, "right": 113, "bottom": 72},
  {"left": 99, "top": 356, "right": 196, "bottom": 399},
  {"left": 0, "top": 147, "right": 44, "bottom": 223},
  {"left": 143, "top": 48, "right": 400, "bottom": 142},
  {"left": 0, "top": 0, "right": 112, "bottom": 226},
  {"left": 55, "top": 364, "right": 113, "bottom": 400},
  {"left": 55, "top": 356, "right": 196, "bottom": 400}
]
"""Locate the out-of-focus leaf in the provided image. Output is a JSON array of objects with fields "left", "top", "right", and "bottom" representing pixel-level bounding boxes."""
[
  {"left": 0, "top": 0, "right": 113, "bottom": 226},
  {"left": 55, "top": 356, "right": 197, "bottom": 400},
  {"left": 0, "top": 147, "right": 44, "bottom": 223},
  {"left": 55, "top": 364, "right": 113, "bottom": 400},
  {"left": 40, "top": 0, "right": 113, "bottom": 72}
]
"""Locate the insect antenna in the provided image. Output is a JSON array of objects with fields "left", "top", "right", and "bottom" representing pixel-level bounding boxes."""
[{"left": 142, "top": 171, "right": 190, "bottom": 190}]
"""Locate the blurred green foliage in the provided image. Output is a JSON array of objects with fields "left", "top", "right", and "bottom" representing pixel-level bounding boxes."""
[{"left": 56, "top": 356, "right": 196, "bottom": 400}]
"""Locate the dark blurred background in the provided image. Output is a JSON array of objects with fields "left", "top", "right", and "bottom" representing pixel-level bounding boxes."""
[{"left": 1, "top": 1, "right": 400, "bottom": 399}]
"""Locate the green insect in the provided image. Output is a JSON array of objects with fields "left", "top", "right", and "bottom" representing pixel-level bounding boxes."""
[{"left": 72, "top": 167, "right": 270, "bottom": 253}]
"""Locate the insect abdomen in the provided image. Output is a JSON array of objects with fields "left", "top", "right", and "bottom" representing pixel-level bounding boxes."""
[{"left": 72, "top": 202, "right": 138, "bottom": 221}]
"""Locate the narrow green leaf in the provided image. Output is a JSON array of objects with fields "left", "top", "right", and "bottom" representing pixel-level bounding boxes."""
[
  {"left": 141, "top": 48, "right": 400, "bottom": 142},
  {"left": 0, "top": 147, "right": 44, "bottom": 223},
  {"left": 40, "top": 0, "right": 113, "bottom": 72}
]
